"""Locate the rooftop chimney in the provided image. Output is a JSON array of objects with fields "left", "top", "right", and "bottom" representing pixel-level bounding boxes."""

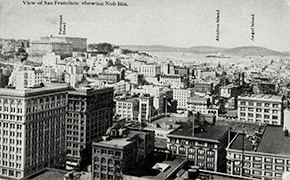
[{"left": 284, "top": 128, "right": 289, "bottom": 137}]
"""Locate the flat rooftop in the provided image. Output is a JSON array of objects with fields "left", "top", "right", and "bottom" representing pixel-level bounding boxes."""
[
  {"left": 230, "top": 125, "right": 290, "bottom": 155},
  {"left": 26, "top": 168, "right": 68, "bottom": 180},
  {"left": 229, "top": 134, "right": 253, "bottom": 151},
  {"left": 238, "top": 94, "right": 282, "bottom": 102},
  {"left": 168, "top": 122, "right": 229, "bottom": 141},
  {"left": 0, "top": 83, "right": 69, "bottom": 97},
  {"left": 93, "top": 131, "right": 140, "bottom": 148},
  {"left": 257, "top": 126, "right": 290, "bottom": 155}
]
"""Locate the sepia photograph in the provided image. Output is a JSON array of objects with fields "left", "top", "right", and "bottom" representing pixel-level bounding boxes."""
[{"left": 0, "top": 0, "right": 290, "bottom": 179}]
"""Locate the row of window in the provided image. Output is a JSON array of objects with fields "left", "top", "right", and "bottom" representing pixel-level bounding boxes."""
[
  {"left": 233, "top": 154, "right": 290, "bottom": 165},
  {"left": 240, "top": 113, "right": 278, "bottom": 119},
  {"left": 240, "top": 108, "right": 279, "bottom": 114},
  {"left": 240, "top": 101, "right": 280, "bottom": 108},
  {"left": 94, "top": 148, "right": 122, "bottom": 157},
  {"left": 170, "top": 138, "right": 217, "bottom": 148}
]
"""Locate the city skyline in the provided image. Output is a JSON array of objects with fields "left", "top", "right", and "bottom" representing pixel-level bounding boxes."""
[{"left": 0, "top": 0, "right": 290, "bottom": 52}]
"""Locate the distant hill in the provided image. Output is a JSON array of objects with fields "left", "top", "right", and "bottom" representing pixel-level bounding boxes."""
[
  {"left": 222, "top": 46, "right": 286, "bottom": 56},
  {"left": 120, "top": 45, "right": 287, "bottom": 57}
]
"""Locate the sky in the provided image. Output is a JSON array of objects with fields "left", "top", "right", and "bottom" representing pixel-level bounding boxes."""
[{"left": 0, "top": 0, "right": 290, "bottom": 51}]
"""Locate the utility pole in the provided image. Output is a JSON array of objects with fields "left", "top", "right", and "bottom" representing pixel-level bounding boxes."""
[{"left": 241, "top": 129, "right": 245, "bottom": 177}]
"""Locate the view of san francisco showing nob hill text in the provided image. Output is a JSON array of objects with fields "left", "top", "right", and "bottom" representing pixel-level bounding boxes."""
[{"left": 0, "top": 0, "right": 290, "bottom": 179}]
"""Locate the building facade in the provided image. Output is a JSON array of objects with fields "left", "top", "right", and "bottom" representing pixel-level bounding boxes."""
[
  {"left": 0, "top": 83, "right": 69, "bottom": 179},
  {"left": 115, "top": 97, "right": 139, "bottom": 122},
  {"left": 167, "top": 122, "right": 229, "bottom": 172},
  {"left": 66, "top": 87, "right": 114, "bottom": 169},
  {"left": 226, "top": 126, "right": 290, "bottom": 180},
  {"left": 92, "top": 127, "right": 155, "bottom": 180},
  {"left": 237, "top": 94, "right": 284, "bottom": 125},
  {"left": 194, "top": 82, "right": 214, "bottom": 93},
  {"left": 173, "top": 88, "right": 194, "bottom": 109},
  {"left": 140, "top": 64, "right": 161, "bottom": 77}
]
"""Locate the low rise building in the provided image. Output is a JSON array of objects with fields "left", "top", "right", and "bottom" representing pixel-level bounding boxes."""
[
  {"left": 167, "top": 120, "right": 229, "bottom": 172},
  {"left": 226, "top": 125, "right": 290, "bottom": 180},
  {"left": 187, "top": 95, "right": 210, "bottom": 114},
  {"left": 92, "top": 127, "right": 155, "bottom": 180},
  {"left": 237, "top": 94, "right": 284, "bottom": 125}
]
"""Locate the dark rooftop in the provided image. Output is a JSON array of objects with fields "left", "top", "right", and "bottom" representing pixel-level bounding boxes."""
[
  {"left": 26, "top": 168, "right": 68, "bottom": 180},
  {"left": 229, "top": 125, "right": 290, "bottom": 155},
  {"left": 168, "top": 122, "right": 229, "bottom": 141},
  {"left": 257, "top": 125, "right": 290, "bottom": 155},
  {"left": 229, "top": 134, "right": 253, "bottom": 151}
]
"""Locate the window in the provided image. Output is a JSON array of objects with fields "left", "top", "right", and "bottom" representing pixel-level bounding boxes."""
[
  {"left": 257, "top": 103, "right": 261, "bottom": 106},
  {"left": 253, "top": 163, "right": 262, "bottom": 168},
  {"left": 253, "top": 170, "right": 262, "bottom": 175},
  {"left": 241, "top": 113, "right": 245, "bottom": 117},
  {"left": 273, "top": 110, "right": 278, "bottom": 114},
  {"left": 275, "top": 159, "right": 284, "bottom": 164},
  {"left": 273, "top": 104, "right": 278, "bottom": 108},
  {"left": 275, "top": 166, "right": 284, "bottom": 171},
  {"left": 265, "top": 158, "right": 273, "bottom": 163},
  {"left": 272, "top": 115, "right": 278, "bottom": 120},
  {"left": 253, "top": 157, "right": 262, "bottom": 162},
  {"left": 265, "top": 103, "right": 270, "bottom": 107},
  {"left": 188, "top": 148, "right": 195, "bottom": 154},
  {"left": 179, "top": 146, "right": 185, "bottom": 154},
  {"left": 264, "top": 115, "right": 270, "bottom": 119}
]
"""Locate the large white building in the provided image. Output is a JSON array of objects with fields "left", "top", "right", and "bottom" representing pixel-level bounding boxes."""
[
  {"left": 9, "top": 68, "right": 44, "bottom": 89},
  {"left": 187, "top": 95, "right": 210, "bottom": 114},
  {"left": 173, "top": 88, "right": 194, "bottom": 109},
  {"left": 237, "top": 94, "right": 284, "bottom": 125},
  {"left": 140, "top": 64, "right": 161, "bottom": 77},
  {"left": 115, "top": 97, "right": 139, "bottom": 121},
  {"left": 0, "top": 82, "right": 69, "bottom": 179},
  {"left": 159, "top": 74, "right": 188, "bottom": 88},
  {"left": 42, "top": 53, "right": 61, "bottom": 67}
]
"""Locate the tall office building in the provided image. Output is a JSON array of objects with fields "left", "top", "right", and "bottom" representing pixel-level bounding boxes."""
[
  {"left": 66, "top": 86, "right": 114, "bottom": 169},
  {"left": 0, "top": 81, "right": 69, "bottom": 179}
]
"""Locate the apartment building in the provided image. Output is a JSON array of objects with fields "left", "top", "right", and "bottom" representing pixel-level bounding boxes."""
[
  {"left": 115, "top": 97, "right": 139, "bottom": 122},
  {"left": 173, "top": 88, "right": 194, "bottom": 109},
  {"left": 237, "top": 94, "right": 284, "bottom": 125}
]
